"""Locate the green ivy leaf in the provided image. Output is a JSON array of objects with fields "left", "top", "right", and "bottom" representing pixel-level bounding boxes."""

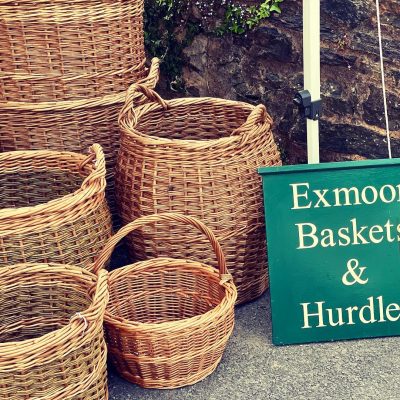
[{"left": 270, "top": 4, "right": 282, "bottom": 13}]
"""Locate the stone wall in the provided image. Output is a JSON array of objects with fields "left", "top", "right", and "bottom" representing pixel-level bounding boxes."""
[{"left": 160, "top": 0, "right": 400, "bottom": 163}]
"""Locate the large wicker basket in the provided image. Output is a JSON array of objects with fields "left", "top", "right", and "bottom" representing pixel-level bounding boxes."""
[
  {"left": 0, "top": 58, "right": 160, "bottom": 217},
  {"left": 116, "top": 85, "right": 282, "bottom": 304},
  {"left": 0, "top": 264, "right": 109, "bottom": 399},
  {"left": 0, "top": 144, "right": 112, "bottom": 268},
  {"left": 93, "top": 213, "right": 237, "bottom": 389},
  {"left": 0, "top": 0, "right": 146, "bottom": 103}
]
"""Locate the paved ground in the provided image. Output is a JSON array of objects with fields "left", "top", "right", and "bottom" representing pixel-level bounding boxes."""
[{"left": 108, "top": 290, "right": 400, "bottom": 400}]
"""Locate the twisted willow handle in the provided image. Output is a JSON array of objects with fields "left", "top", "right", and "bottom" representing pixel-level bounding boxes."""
[
  {"left": 231, "top": 104, "right": 272, "bottom": 136},
  {"left": 80, "top": 144, "right": 106, "bottom": 191},
  {"left": 119, "top": 82, "right": 167, "bottom": 127},
  {"left": 71, "top": 269, "right": 109, "bottom": 325}
]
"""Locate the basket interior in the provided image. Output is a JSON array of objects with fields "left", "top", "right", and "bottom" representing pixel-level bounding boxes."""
[
  {"left": 108, "top": 262, "right": 226, "bottom": 324},
  {"left": 0, "top": 158, "right": 90, "bottom": 208},
  {"left": 135, "top": 103, "right": 251, "bottom": 141},
  {"left": 0, "top": 273, "right": 93, "bottom": 343}
]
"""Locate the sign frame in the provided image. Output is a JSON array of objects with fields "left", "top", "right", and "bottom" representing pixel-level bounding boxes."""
[{"left": 259, "top": 158, "right": 400, "bottom": 345}]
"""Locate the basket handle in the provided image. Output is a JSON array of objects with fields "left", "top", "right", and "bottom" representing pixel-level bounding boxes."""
[
  {"left": 70, "top": 269, "right": 109, "bottom": 327},
  {"left": 92, "top": 213, "right": 232, "bottom": 282},
  {"left": 80, "top": 144, "right": 106, "bottom": 190},
  {"left": 231, "top": 104, "right": 272, "bottom": 136},
  {"left": 140, "top": 57, "right": 161, "bottom": 89},
  {"left": 119, "top": 83, "right": 168, "bottom": 125}
]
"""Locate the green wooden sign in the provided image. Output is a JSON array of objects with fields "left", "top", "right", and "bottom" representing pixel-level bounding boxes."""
[{"left": 259, "top": 159, "right": 400, "bottom": 345}]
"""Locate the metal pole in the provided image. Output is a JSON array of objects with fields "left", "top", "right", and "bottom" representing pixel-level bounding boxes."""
[{"left": 303, "top": 0, "right": 321, "bottom": 164}]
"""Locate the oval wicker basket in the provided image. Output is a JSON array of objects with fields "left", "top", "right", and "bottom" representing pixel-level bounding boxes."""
[
  {"left": 116, "top": 85, "right": 282, "bottom": 304},
  {"left": 93, "top": 213, "right": 237, "bottom": 389},
  {"left": 0, "top": 144, "right": 112, "bottom": 268},
  {"left": 0, "top": 57, "right": 160, "bottom": 217},
  {"left": 0, "top": 0, "right": 146, "bottom": 103},
  {"left": 0, "top": 265, "right": 109, "bottom": 399}
]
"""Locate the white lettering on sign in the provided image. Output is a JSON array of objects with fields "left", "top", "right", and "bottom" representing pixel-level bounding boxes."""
[
  {"left": 291, "top": 183, "right": 312, "bottom": 209},
  {"left": 295, "top": 218, "right": 400, "bottom": 250},
  {"left": 333, "top": 187, "right": 362, "bottom": 206},
  {"left": 300, "top": 296, "right": 398, "bottom": 328},
  {"left": 291, "top": 182, "right": 400, "bottom": 210},
  {"left": 288, "top": 180, "right": 400, "bottom": 336}
]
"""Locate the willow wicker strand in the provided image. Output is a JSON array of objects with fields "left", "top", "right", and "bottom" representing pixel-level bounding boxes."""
[
  {"left": 0, "top": 0, "right": 146, "bottom": 102},
  {"left": 0, "top": 144, "right": 112, "bottom": 268},
  {"left": 0, "top": 265, "right": 109, "bottom": 400},
  {"left": 94, "top": 213, "right": 237, "bottom": 389},
  {"left": 116, "top": 84, "right": 282, "bottom": 304}
]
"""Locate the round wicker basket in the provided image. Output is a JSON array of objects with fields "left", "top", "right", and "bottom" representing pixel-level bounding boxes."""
[
  {"left": 0, "top": 265, "right": 109, "bottom": 399},
  {"left": 0, "top": 58, "right": 160, "bottom": 218},
  {"left": 116, "top": 84, "right": 282, "bottom": 304},
  {"left": 0, "top": 144, "right": 112, "bottom": 268},
  {"left": 0, "top": 0, "right": 146, "bottom": 102},
  {"left": 93, "top": 213, "right": 237, "bottom": 389}
]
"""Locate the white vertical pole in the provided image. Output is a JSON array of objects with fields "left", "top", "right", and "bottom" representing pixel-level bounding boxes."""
[{"left": 303, "top": 0, "right": 321, "bottom": 164}]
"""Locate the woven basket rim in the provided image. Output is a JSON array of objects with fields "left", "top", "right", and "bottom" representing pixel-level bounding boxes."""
[
  {"left": 0, "top": 88, "right": 126, "bottom": 112},
  {"left": 0, "top": 146, "right": 105, "bottom": 231},
  {"left": 0, "top": 58, "right": 147, "bottom": 83},
  {"left": 0, "top": 57, "right": 160, "bottom": 112},
  {"left": 119, "top": 96, "right": 272, "bottom": 149},
  {"left": 0, "top": 264, "right": 108, "bottom": 362},
  {"left": 105, "top": 257, "right": 237, "bottom": 333}
]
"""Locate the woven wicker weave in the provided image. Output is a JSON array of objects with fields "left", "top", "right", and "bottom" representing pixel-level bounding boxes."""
[
  {"left": 116, "top": 85, "right": 282, "bottom": 304},
  {"left": 0, "top": 0, "right": 146, "bottom": 103},
  {"left": 0, "top": 264, "right": 109, "bottom": 399},
  {"left": 92, "top": 213, "right": 237, "bottom": 389},
  {"left": 0, "top": 144, "right": 112, "bottom": 268},
  {"left": 0, "top": 58, "right": 160, "bottom": 217}
]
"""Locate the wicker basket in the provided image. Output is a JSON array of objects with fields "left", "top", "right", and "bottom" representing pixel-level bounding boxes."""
[
  {"left": 0, "top": 58, "right": 160, "bottom": 217},
  {"left": 0, "top": 0, "right": 146, "bottom": 103},
  {"left": 93, "top": 213, "right": 237, "bottom": 389},
  {"left": 0, "top": 144, "right": 112, "bottom": 268},
  {"left": 0, "top": 264, "right": 109, "bottom": 399},
  {"left": 116, "top": 85, "right": 282, "bottom": 304}
]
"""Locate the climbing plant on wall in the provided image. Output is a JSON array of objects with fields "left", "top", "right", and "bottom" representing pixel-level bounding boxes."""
[
  {"left": 217, "top": 0, "right": 284, "bottom": 34},
  {"left": 144, "top": 0, "right": 284, "bottom": 90}
]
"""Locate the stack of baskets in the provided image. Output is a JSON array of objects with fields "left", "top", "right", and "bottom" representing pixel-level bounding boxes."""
[
  {"left": 0, "top": 0, "right": 160, "bottom": 215},
  {"left": 0, "top": 0, "right": 283, "bottom": 395},
  {"left": 0, "top": 144, "right": 113, "bottom": 398}
]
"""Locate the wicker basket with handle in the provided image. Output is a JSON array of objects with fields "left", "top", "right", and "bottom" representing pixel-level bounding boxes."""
[
  {"left": 116, "top": 84, "right": 282, "bottom": 304},
  {"left": 0, "top": 265, "right": 109, "bottom": 399},
  {"left": 0, "top": 144, "right": 112, "bottom": 268},
  {"left": 0, "top": 57, "right": 160, "bottom": 218},
  {"left": 93, "top": 213, "right": 237, "bottom": 389},
  {"left": 0, "top": 0, "right": 146, "bottom": 103}
]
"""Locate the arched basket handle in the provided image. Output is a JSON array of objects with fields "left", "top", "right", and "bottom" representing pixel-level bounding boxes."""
[{"left": 92, "top": 213, "right": 231, "bottom": 282}]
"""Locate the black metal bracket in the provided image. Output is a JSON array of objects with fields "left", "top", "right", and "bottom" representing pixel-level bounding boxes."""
[{"left": 293, "top": 90, "right": 322, "bottom": 121}]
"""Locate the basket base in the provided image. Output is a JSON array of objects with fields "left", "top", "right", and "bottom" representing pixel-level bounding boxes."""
[{"left": 114, "top": 355, "right": 223, "bottom": 390}]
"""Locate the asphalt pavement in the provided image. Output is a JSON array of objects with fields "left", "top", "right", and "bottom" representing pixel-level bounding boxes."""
[{"left": 108, "top": 290, "right": 400, "bottom": 400}]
